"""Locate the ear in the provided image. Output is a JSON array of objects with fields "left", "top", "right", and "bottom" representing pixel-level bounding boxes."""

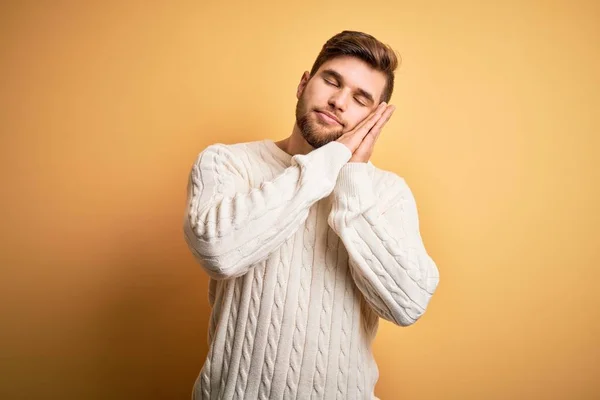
[{"left": 296, "top": 71, "right": 311, "bottom": 99}]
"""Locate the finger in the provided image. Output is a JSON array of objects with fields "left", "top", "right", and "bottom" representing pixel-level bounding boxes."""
[
  {"left": 370, "top": 105, "right": 395, "bottom": 139},
  {"left": 353, "top": 107, "right": 393, "bottom": 159},
  {"left": 358, "top": 108, "right": 391, "bottom": 147},
  {"left": 337, "top": 102, "right": 389, "bottom": 153},
  {"left": 348, "top": 103, "right": 385, "bottom": 136},
  {"left": 351, "top": 102, "right": 388, "bottom": 138},
  {"left": 360, "top": 127, "right": 378, "bottom": 148},
  {"left": 340, "top": 102, "right": 386, "bottom": 138}
]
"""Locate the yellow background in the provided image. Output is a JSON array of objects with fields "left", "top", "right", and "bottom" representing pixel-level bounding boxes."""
[{"left": 1, "top": 1, "right": 598, "bottom": 399}]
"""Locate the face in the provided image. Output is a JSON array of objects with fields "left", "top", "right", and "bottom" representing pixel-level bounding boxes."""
[{"left": 295, "top": 55, "right": 387, "bottom": 148}]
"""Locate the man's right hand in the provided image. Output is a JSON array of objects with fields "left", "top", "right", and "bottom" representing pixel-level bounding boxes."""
[{"left": 335, "top": 102, "right": 394, "bottom": 154}]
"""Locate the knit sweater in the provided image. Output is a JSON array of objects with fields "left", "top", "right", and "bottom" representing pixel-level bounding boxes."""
[{"left": 183, "top": 138, "right": 440, "bottom": 400}]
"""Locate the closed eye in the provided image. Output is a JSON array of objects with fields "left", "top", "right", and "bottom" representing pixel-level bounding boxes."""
[
  {"left": 324, "top": 78, "right": 339, "bottom": 87},
  {"left": 354, "top": 97, "right": 367, "bottom": 107}
]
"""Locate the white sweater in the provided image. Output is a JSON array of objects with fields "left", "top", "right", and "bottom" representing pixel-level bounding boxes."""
[{"left": 183, "top": 139, "right": 439, "bottom": 400}]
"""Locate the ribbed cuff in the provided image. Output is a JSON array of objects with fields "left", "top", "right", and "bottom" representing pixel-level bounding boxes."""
[
  {"left": 334, "top": 162, "right": 376, "bottom": 211},
  {"left": 323, "top": 140, "right": 353, "bottom": 161},
  {"left": 290, "top": 140, "right": 353, "bottom": 199}
]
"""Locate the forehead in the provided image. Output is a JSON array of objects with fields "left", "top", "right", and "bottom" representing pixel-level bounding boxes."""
[{"left": 315, "top": 56, "right": 387, "bottom": 100}]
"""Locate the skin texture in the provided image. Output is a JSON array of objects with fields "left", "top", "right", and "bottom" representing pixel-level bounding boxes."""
[{"left": 276, "top": 55, "right": 395, "bottom": 163}]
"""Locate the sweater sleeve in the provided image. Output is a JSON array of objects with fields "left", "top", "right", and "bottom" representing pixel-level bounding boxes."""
[
  {"left": 327, "top": 163, "right": 440, "bottom": 326},
  {"left": 183, "top": 141, "right": 352, "bottom": 280}
]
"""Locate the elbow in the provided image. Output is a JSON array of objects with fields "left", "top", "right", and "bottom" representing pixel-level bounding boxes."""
[
  {"left": 185, "top": 240, "right": 239, "bottom": 280},
  {"left": 367, "top": 299, "right": 421, "bottom": 327},
  {"left": 390, "top": 307, "right": 421, "bottom": 327},
  {"left": 393, "top": 260, "right": 440, "bottom": 326},
  {"left": 196, "top": 255, "right": 239, "bottom": 280},
  {"left": 183, "top": 218, "right": 239, "bottom": 280},
  {"left": 372, "top": 268, "right": 441, "bottom": 327},
  {"left": 390, "top": 292, "right": 436, "bottom": 327},
  {"left": 395, "top": 315, "right": 417, "bottom": 327}
]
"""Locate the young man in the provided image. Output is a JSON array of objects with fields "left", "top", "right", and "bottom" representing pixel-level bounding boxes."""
[{"left": 183, "top": 30, "right": 440, "bottom": 400}]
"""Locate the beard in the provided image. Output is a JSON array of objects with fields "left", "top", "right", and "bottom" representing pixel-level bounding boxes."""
[{"left": 295, "top": 95, "right": 344, "bottom": 149}]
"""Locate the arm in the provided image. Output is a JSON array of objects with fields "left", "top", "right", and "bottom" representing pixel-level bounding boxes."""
[
  {"left": 183, "top": 141, "right": 352, "bottom": 280},
  {"left": 327, "top": 164, "right": 440, "bottom": 326}
]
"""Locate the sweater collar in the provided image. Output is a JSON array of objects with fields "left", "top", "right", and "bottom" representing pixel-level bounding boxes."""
[{"left": 263, "top": 139, "right": 373, "bottom": 166}]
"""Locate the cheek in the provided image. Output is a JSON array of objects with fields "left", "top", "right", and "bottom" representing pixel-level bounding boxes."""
[
  {"left": 300, "top": 89, "right": 318, "bottom": 109},
  {"left": 347, "top": 110, "right": 372, "bottom": 130},
  {"left": 306, "top": 81, "right": 336, "bottom": 104}
]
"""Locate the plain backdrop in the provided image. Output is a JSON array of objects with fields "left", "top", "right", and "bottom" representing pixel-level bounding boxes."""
[{"left": 1, "top": 1, "right": 599, "bottom": 399}]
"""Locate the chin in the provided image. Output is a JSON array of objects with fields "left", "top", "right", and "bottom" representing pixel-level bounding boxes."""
[
  {"left": 296, "top": 110, "right": 343, "bottom": 149},
  {"left": 302, "top": 128, "right": 342, "bottom": 149}
]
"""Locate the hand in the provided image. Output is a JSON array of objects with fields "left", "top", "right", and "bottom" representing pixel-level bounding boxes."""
[
  {"left": 336, "top": 102, "right": 396, "bottom": 163},
  {"left": 349, "top": 103, "right": 394, "bottom": 162}
]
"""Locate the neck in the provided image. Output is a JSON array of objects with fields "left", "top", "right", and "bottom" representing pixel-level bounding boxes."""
[{"left": 274, "top": 124, "right": 314, "bottom": 157}]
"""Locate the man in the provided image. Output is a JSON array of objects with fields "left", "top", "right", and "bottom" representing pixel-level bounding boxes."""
[{"left": 183, "top": 30, "right": 440, "bottom": 400}]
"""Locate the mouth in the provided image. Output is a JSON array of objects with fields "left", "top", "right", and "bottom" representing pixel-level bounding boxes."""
[{"left": 315, "top": 110, "right": 342, "bottom": 126}]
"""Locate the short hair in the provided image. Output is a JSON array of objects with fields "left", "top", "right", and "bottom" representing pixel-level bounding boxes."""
[{"left": 309, "top": 30, "right": 400, "bottom": 103}]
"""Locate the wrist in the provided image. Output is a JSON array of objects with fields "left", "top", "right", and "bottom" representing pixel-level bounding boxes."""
[{"left": 334, "top": 163, "right": 376, "bottom": 211}]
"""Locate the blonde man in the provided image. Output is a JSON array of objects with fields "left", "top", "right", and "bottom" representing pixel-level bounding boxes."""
[{"left": 184, "top": 30, "right": 440, "bottom": 400}]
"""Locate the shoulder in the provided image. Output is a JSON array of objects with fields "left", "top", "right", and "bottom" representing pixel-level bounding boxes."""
[
  {"left": 370, "top": 164, "right": 408, "bottom": 190},
  {"left": 368, "top": 164, "right": 417, "bottom": 207},
  {"left": 190, "top": 139, "right": 278, "bottom": 184},
  {"left": 191, "top": 139, "right": 271, "bottom": 172},
  {"left": 196, "top": 139, "right": 265, "bottom": 161}
]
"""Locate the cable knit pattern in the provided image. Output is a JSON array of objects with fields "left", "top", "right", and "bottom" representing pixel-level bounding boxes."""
[
  {"left": 312, "top": 225, "right": 339, "bottom": 397},
  {"left": 328, "top": 165, "right": 440, "bottom": 327},
  {"left": 283, "top": 206, "right": 316, "bottom": 399},
  {"left": 336, "top": 264, "right": 353, "bottom": 400},
  {"left": 217, "top": 280, "right": 240, "bottom": 398},
  {"left": 258, "top": 236, "right": 292, "bottom": 399},
  {"left": 184, "top": 139, "right": 440, "bottom": 400},
  {"left": 234, "top": 262, "right": 265, "bottom": 398}
]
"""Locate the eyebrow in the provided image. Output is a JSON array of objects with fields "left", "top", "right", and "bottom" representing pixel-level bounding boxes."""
[{"left": 321, "top": 69, "right": 376, "bottom": 105}]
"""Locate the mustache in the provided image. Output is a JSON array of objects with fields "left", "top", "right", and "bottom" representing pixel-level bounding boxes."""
[{"left": 313, "top": 108, "right": 344, "bottom": 126}]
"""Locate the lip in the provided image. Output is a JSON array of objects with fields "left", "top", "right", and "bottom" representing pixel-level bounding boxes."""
[{"left": 315, "top": 110, "right": 342, "bottom": 125}]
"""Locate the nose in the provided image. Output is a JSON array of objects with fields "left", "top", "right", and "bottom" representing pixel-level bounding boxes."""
[{"left": 328, "top": 89, "right": 350, "bottom": 112}]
